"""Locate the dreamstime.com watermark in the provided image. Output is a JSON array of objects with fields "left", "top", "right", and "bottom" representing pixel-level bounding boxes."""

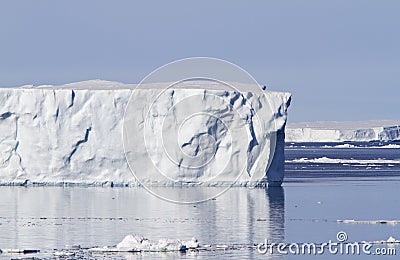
[{"left": 257, "top": 232, "right": 397, "bottom": 256}]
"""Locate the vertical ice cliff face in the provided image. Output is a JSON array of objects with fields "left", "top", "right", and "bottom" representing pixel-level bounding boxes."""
[
  {"left": 124, "top": 88, "right": 291, "bottom": 186},
  {"left": 0, "top": 80, "right": 291, "bottom": 186},
  {"left": 0, "top": 85, "right": 132, "bottom": 185}
]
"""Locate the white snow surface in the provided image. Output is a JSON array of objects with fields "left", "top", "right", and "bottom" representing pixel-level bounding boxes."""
[
  {"left": 286, "top": 120, "right": 400, "bottom": 142},
  {"left": 0, "top": 80, "right": 291, "bottom": 186}
]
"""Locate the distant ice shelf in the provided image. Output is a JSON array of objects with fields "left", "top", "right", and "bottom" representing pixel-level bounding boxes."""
[
  {"left": 286, "top": 120, "right": 400, "bottom": 143},
  {"left": 0, "top": 80, "right": 291, "bottom": 186}
]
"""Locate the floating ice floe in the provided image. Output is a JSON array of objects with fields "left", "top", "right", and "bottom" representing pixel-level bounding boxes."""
[
  {"left": 0, "top": 248, "right": 40, "bottom": 254},
  {"left": 319, "top": 143, "right": 400, "bottom": 149},
  {"left": 361, "top": 236, "right": 400, "bottom": 244},
  {"left": 337, "top": 219, "right": 400, "bottom": 225},
  {"left": 287, "top": 157, "right": 400, "bottom": 164},
  {"left": 89, "top": 235, "right": 199, "bottom": 252}
]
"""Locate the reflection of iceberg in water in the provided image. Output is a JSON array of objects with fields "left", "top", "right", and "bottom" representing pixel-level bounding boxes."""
[
  {"left": 0, "top": 187, "right": 285, "bottom": 253},
  {"left": 145, "top": 187, "right": 286, "bottom": 251},
  {"left": 266, "top": 187, "right": 285, "bottom": 242}
]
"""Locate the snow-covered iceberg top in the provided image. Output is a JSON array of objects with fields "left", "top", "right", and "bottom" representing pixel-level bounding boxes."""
[
  {"left": 286, "top": 120, "right": 400, "bottom": 142},
  {"left": 0, "top": 80, "right": 291, "bottom": 187}
]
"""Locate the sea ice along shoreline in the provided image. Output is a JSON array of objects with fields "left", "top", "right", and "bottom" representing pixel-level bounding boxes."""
[{"left": 0, "top": 80, "right": 291, "bottom": 187}]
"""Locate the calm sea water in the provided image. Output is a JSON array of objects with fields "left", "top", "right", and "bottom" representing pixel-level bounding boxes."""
[{"left": 0, "top": 143, "right": 399, "bottom": 259}]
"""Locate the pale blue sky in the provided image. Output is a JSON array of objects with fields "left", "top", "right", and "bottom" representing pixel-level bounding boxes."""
[{"left": 1, "top": 1, "right": 399, "bottom": 122}]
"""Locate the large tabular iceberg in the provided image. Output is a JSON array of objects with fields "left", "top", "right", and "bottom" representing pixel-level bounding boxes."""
[
  {"left": 286, "top": 121, "right": 400, "bottom": 143},
  {"left": 0, "top": 80, "right": 291, "bottom": 186}
]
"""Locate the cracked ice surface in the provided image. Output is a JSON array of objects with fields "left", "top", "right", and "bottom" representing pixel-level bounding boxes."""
[{"left": 0, "top": 80, "right": 291, "bottom": 186}]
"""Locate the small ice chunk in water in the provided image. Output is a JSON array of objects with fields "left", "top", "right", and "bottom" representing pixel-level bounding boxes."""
[
  {"left": 116, "top": 235, "right": 144, "bottom": 251},
  {"left": 185, "top": 238, "right": 199, "bottom": 249},
  {"left": 115, "top": 235, "right": 199, "bottom": 252},
  {"left": 387, "top": 236, "right": 396, "bottom": 243}
]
